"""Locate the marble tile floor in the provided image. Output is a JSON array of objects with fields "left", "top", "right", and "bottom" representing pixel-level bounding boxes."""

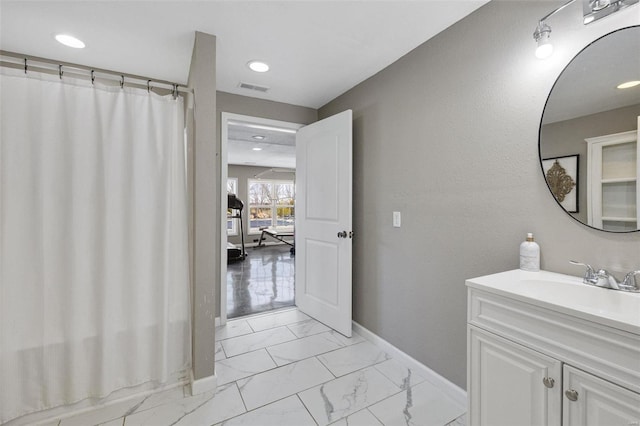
[
  {"left": 42, "top": 308, "right": 466, "bottom": 426},
  {"left": 226, "top": 245, "right": 295, "bottom": 319}
]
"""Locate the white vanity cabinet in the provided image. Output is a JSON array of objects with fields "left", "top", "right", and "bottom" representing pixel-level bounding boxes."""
[{"left": 466, "top": 270, "right": 640, "bottom": 426}]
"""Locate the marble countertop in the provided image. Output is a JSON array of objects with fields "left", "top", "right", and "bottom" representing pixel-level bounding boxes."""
[{"left": 466, "top": 269, "right": 640, "bottom": 335}]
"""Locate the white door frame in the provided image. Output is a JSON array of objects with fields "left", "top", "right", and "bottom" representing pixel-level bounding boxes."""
[{"left": 220, "top": 112, "right": 304, "bottom": 325}]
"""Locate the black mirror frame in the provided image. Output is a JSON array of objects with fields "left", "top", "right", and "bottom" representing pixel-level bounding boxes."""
[{"left": 538, "top": 24, "right": 640, "bottom": 234}]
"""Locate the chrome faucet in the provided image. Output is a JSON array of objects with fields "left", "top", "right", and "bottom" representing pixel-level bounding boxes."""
[
  {"left": 570, "top": 261, "right": 640, "bottom": 292},
  {"left": 619, "top": 270, "right": 640, "bottom": 292}
]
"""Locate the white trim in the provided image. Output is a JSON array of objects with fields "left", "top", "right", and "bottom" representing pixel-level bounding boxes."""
[
  {"left": 189, "top": 371, "right": 217, "bottom": 396},
  {"left": 220, "top": 112, "right": 304, "bottom": 326},
  {"left": 221, "top": 113, "right": 229, "bottom": 326},
  {"left": 215, "top": 316, "right": 221, "bottom": 327},
  {"left": 584, "top": 129, "right": 636, "bottom": 146},
  {"left": 352, "top": 321, "right": 467, "bottom": 410}
]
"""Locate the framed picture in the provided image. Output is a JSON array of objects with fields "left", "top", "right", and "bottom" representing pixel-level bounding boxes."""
[{"left": 542, "top": 154, "right": 579, "bottom": 213}]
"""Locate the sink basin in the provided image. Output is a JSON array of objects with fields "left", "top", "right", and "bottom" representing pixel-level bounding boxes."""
[{"left": 466, "top": 269, "right": 640, "bottom": 334}]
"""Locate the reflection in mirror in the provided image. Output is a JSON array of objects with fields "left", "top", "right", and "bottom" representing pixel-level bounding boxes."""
[{"left": 539, "top": 25, "right": 640, "bottom": 232}]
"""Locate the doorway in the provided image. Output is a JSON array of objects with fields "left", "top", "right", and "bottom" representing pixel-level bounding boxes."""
[{"left": 220, "top": 113, "right": 304, "bottom": 323}]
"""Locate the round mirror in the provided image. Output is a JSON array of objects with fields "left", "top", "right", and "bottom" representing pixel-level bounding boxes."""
[{"left": 539, "top": 25, "right": 640, "bottom": 233}]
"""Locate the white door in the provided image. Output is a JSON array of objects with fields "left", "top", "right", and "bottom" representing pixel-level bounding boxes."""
[{"left": 295, "top": 110, "right": 352, "bottom": 337}]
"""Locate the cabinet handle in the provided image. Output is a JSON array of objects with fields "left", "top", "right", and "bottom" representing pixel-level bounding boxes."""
[
  {"left": 542, "top": 377, "right": 555, "bottom": 388},
  {"left": 565, "top": 389, "right": 579, "bottom": 401}
]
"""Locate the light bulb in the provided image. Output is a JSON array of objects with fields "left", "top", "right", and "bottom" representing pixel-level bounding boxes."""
[
  {"left": 248, "top": 61, "right": 269, "bottom": 73},
  {"left": 617, "top": 80, "right": 640, "bottom": 89},
  {"left": 55, "top": 34, "right": 85, "bottom": 49},
  {"left": 536, "top": 42, "right": 554, "bottom": 59}
]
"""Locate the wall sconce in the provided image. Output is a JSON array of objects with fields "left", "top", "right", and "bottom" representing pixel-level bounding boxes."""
[
  {"left": 533, "top": 21, "right": 554, "bottom": 59},
  {"left": 583, "top": 0, "right": 639, "bottom": 24},
  {"left": 533, "top": 0, "right": 639, "bottom": 59}
]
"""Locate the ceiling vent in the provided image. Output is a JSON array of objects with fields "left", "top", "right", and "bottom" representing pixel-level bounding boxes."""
[{"left": 238, "top": 82, "right": 270, "bottom": 93}]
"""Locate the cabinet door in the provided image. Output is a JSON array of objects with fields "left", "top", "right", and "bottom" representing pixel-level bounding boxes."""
[
  {"left": 563, "top": 365, "right": 640, "bottom": 426},
  {"left": 469, "top": 326, "right": 562, "bottom": 426}
]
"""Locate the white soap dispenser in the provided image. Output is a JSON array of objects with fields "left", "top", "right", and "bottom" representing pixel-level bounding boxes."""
[{"left": 520, "top": 233, "right": 540, "bottom": 272}]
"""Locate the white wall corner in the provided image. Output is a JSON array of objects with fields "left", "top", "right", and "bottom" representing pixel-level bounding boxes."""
[
  {"left": 189, "top": 370, "right": 217, "bottom": 396},
  {"left": 352, "top": 321, "right": 468, "bottom": 410}
]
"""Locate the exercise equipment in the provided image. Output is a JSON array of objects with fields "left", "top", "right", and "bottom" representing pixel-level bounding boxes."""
[
  {"left": 227, "top": 193, "right": 246, "bottom": 262},
  {"left": 257, "top": 227, "right": 295, "bottom": 255}
]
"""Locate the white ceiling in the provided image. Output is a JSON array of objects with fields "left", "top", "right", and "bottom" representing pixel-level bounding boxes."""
[
  {"left": 0, "top": 0, "right": 488, "bottom": 109},
  {"left": 228, "top": 120, "right": 298, "bottom": 169}
]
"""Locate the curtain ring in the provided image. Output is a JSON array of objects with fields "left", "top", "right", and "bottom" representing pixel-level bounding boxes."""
[
  {"left": 91, "top": 70, "right": 95, "bottom": 85},
  {"left": 120, "top": 75, "right": 125, "bottom": 89},
  {"left": 147, "top": 79, "right": 152, "bottom": 93},
  {"left": 59, "top": 65, "right": 63, "bottom": 79},
  {"left": 24, "top": 58, "right": 27, "bottom": 74}
]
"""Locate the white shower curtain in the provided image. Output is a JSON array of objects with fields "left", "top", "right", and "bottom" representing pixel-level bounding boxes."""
[{"left": 0, "top": 68, "right": 191, "bottom": 423}]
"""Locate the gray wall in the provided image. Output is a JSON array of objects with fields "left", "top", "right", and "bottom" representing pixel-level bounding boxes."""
[
  {"left": 541, "top": 104, "right": 640, "bottom": 224},
  {"left": 188, "top": 32, "right": 217, "bottom": 381},
  {"left": 319, "top": 1, "right": 640, "bottom": 390},
  {"left": 217, "top": 92, "right": 317, "bottom": 317},
  {"left": 227, "top": 164, "right": 296, "bottom": 247},
  {"left": 218, "top": 91, "right": 317, "bottom": 125}
]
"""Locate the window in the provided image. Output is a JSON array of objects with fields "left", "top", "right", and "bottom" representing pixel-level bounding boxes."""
[
  {"left": 227, "top": 178, "right": 238, "bottom": 236},
  {"left": 248, "top": 179, "right": 295, "bottom": 233}
]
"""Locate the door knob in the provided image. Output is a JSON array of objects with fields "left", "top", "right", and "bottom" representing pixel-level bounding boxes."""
[
  {"left": 565, "top": 389, "right": 579, "bottom": 401},
  {"left": 337, "top": 231, "right": 347, "bottom": 238},
  {"left": 542, "top": 377, "right": 555, "bottom": 388}
]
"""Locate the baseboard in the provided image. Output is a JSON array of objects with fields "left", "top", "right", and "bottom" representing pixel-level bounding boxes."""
[
  {"left": 189, "top": 371, "right": 217, "bottom": 396},
  {"left": 352, "top": 321, "right": 467, "bottom": 410}
]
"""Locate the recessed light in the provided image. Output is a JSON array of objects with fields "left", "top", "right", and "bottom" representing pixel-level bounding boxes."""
[
  {"left": 248, "top": 61, "right": 269, "bottom": 73},
  {"left": 55, "top": 34, "right": 85, "bottom": 49},
  {"left": 617, "top": 80, "right": 640, "bottom": 89},
  {"left": 252, "top": 147, "right": 262, "bottom": 151},
  {"left": 252, "top": 135, "right": 266, "bottom": 140}
]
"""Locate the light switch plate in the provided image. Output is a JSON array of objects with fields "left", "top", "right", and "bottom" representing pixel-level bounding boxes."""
[{"left": 393, "top": 211, "right": 401, "bottom": 228}]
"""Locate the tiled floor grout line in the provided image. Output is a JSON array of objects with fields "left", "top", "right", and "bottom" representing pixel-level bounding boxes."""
[
  {"left": 263, "top": 346, "right": 279, "bottom": 366},
  {"left": 220, "top": 328, "right": 357, "bottom": 362},
  {"left": 295, "top": 393, "right": 320, "bottom": 426},
  {"left": 225, "top": 382, "right": 320, "bottom": 422},
  {"left": 219, "top": 342, "right": 228, "bottom": 359},
  {"left": 233, "top": 381, "right": 249, "bottom": 417},
  {"left": 365, "top": 408, "right": 384, "bottom": 426},
  {"left": 315, "top": 354, "right": 337, "bottom": 379}
]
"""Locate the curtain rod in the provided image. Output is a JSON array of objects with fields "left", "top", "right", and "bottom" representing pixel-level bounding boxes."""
[{"left": 0, "top": 50, "right": 193, "bottom": 95}]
